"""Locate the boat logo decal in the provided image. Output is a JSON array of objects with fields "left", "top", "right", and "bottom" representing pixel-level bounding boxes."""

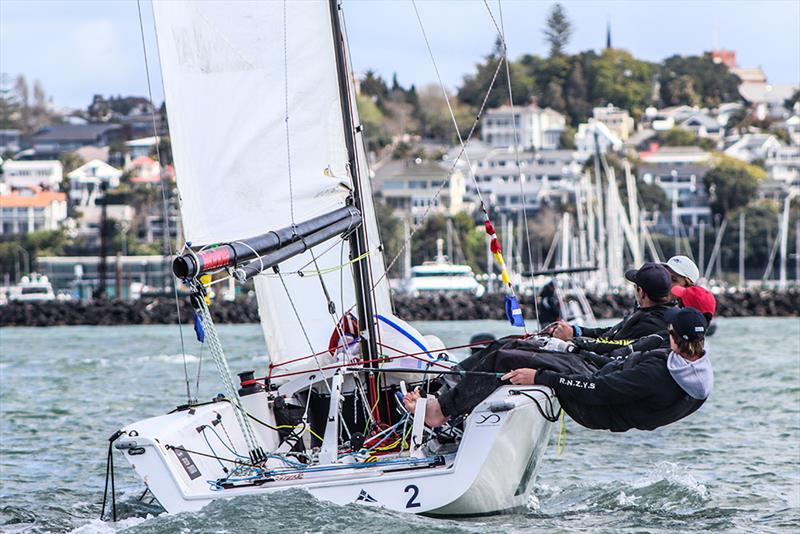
[
  {"left": 476, "top": 413, "right": 502, "bottom": 426},
  {"left": 356, "top": 489, "right": 378, "bottom": 504},
  {"left": 274, "top": 473, "right": 304, "bottom": 481},
  {"left": 172, "top": 445, "right": 202, "bottom": 480}
]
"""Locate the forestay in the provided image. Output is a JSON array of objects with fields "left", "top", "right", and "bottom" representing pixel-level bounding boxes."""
[{"left": 153, "top": 0, "right": 390, "bottom": 369}]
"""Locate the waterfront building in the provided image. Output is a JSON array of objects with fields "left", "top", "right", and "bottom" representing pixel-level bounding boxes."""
[
  {"left": 679, "top": 113, "right": 723, "bottom": 142},
  {"left": 126, "top": 155, "right": 162, "bottom": 184},
  {"left": 471, "top": 148, "right": 588, "bottom": 212},
  {"left": 0, "top": 187, "right": 68, "bottom": 235},
  {"left": 73, "top": 204, "right": 136, "bottom": 246},
  {"left": 125, "top": 136, "right": 159, "bottom": 161},
  {"left": 31, "top": 124, "right": 123, "bottom": 157},
  {"left": 724, "top": 133, "right": 783, "bottom": 163},
  {"left": 73, "top": 145, "right": 110, "bottom": 164},
  {"left": 481, "top": 104, "right": 566, "bottom": 150},
  {"left": 638, "top": 146, "right": 712, "bottom": 228},
  {"left": 0, "top": 129, "right": 22, "bottom": 154},
  {"left": 765, "top": 145, "right": 800, "bottom": 189},
  {"left": 1, "top": 160, "right": 63, "bottom": 190},
  {"left": 67, "top": 159, "right": 123, "bottom": 207},
  {"left": 739, "top": 82, "right": 798, "bottom": 121},
  {"left": 592, "top": 104, "right": 635, "bottom": 141},
  {"left": 373, "top": 158, "right": 465, "bottom": 222},
  {"left": 36, "top": 254, "right": 172, "bottom": 299}
]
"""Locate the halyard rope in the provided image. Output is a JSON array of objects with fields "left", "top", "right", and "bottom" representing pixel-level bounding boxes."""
[
  {"left": 137, "top": 0, "right": 191, "bottom": 403},
  {"left": 196, "top": 297, "right": 262, "bottom": 458}
]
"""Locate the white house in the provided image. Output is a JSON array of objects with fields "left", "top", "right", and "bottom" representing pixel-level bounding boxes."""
[
  {"left": 470, "top": 148, "right": 588, "bottom": 211},
  {"left": 482, "top": 105, "right": 566, "bottom": 150},
  {"left": 0, "top": 187, "right": 68, "bottom": 235},
  {"left": 724, "top": 134, "right": 783, "bottom": 163},
  {"left": 739, "top": 83, "right": 798, "bottom": 121},
  {"left": 0, "top": 129, "right": 22, "bottom": 154},
  {"left": 373, "top": 158, "right": 465, "bottom": 222},
  {"left": 680, "top": 113, "right": 723, "bottom": 142},
  {"left": 67, "top": 159, "right": 123, "bottom": 207},
  {"left": 575, "top": 120, "right": 623, "bottom": 153},
  {"left": 776, "top": 115, "right": 800, "bottom": 146},
  {"left": 1, "top": 160, "right": 64, "bottom": 190},
  {"left": 592, "top": 104, "right": 635, "bottom": 140},
  {"left": 127, "top": 155, "right": 161, "bottom": 184},
  {"left": 125, "top": 136, "right": 159, "bottom": 161},
  {"left": 715, "top": 102, "right": 745, "bottom": 127},
  {"left": 765, "top": 146, "right": 800, "bottom": 188},
  {"left": 638, "top": 146, "right": 712, "bottom": 227}
]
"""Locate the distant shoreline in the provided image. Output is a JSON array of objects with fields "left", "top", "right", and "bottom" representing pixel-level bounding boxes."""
[{"left": 1, "top": 289, "right": 797, "bottom": 327}]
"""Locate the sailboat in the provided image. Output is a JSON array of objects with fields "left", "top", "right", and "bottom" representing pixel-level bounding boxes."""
[{"left": 110, "top": 0, "right": 558, "bottom": 516}]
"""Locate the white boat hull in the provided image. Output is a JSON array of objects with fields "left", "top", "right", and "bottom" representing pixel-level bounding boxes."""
[{"left": 117, "top": 386, "right": 557, "bottom": 516}]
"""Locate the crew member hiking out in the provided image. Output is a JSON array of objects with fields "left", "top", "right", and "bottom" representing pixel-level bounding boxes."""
[
  {"left": 605, "top": 284, "right": 717, "bottom": 359},
  {"left": 403, "top": 307, "right": 713, "bottom": 432},
  {"left": 548, "top": 262, "right": 676, "bottom": 354},
  {"left": 663, "top": 255, "right": 700, "bottom": 288}
]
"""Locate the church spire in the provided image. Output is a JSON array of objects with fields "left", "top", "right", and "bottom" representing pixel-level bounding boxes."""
[{"left": 606, "top": 20, "right": 612, "bottom": 49}]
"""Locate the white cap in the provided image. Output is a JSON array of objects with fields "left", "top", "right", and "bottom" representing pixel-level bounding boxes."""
[{"left": 664, "top": 255, "right": 700, "bottom": 284}]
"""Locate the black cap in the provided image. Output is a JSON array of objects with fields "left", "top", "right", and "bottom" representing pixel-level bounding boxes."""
[
  {"left": 625, "top": 262, "right": 671, "bottom": 300},
  {"left": 665, "top": 307, "right": 708, "bottom": 341}
]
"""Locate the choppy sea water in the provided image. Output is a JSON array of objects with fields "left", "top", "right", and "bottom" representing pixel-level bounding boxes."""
[{"left": 1, "top": 317, "right": 798, "bottom": 533}]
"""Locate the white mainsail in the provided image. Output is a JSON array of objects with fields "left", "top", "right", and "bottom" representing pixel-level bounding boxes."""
[{"left": 153, "top": 0, "right": 390, "bottom": 368}]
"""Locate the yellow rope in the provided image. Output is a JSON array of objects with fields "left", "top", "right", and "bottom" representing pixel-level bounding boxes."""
[
  {"left": 274, "top": 424, "right": 324, "bottom": 443},
  {"left": 556, "top": 410, "right": 566, "bottom": 455},
  {"left": 298, "top": 249, "right": 372, "bottom": 277}
]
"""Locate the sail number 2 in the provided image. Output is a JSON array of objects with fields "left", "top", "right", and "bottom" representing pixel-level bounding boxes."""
[{"left": 404, "top": 484, "right": 421, "bottom": 508}]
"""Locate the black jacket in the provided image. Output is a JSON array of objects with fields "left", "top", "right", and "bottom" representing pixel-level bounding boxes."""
[
  {"left": 534, "top": 349, "right": 706, "bottom": 432},
  {"left": 538, "top": 294, "right": 562, "bottom": 325},
  {"left": 573, "top": 303, "right": 673, "bottom": 354}
]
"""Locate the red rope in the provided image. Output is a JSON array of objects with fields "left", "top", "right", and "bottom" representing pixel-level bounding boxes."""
[{"left": 257, "top": 335, "right": 529, "bottom": 382}]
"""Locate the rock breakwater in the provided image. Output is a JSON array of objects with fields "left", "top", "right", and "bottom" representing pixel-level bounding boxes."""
[{"left": 1, "top": 289, "right": 797, "bottom": 327}]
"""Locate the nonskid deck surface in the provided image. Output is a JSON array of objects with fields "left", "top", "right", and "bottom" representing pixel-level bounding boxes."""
[{"left": 117, "top": 386, "right": 558, "bottom": 515}]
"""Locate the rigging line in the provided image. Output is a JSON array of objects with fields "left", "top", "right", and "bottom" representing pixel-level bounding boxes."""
[
  {"left": 374, "top": 5, "right": 506, "bottom": 287},
  {"left": 494, "top": 0, "right": 540, "bottom": 325},
  {"left": 411, "top": 0, "right": 488, "bottom": 211},
  {"left": 137, "top": 0, "right": 191, "bottom": 403},
  {"left": 339, "top": 3, "right": 387, "bottom": 359},
  {"left": 282, "top": 0, "right": 296, "bottom": 227},
  {"left": 275, "top": 269, "right": 332, "bottom": 394}
]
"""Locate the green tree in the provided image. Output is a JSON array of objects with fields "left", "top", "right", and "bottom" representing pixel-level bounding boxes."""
[
  {"left": 559, "top": 125, "right": 576, "bottom": 149},
  {"left": 564, "top": 61, "right": 591, "bottom": 125},
  {"left": 704, "top": 156, "right": 766, "bottom": 218},
  {"left": 0, "top": 229, "right": 68, "bottom": 277},
  {"left": 543, "top": 3, "right": 573, "bottom": 58},
  {"left": 59, "top": 151, "right": 84, "bottom": 175},
  {"left": 785, "top": 89, "right": 800, "bottom": 111},
  {"left": 662, "top": 127, "right": 697, "bottom": 146},
  {"left": 418, "top": 85, "right": 473, "bottom": 142},
  {"left": 659, "top": 55, "right": 741, "bottom": 108},
  {"left": 588, "top": 49, "right": 655, "bottom": 113},
  {"left": 457, "top": 46, "right": 534, "bottom": 109},
  {"left": 661, "top": 74, "right": 700, "bottom": 107},
  {"left": 356, "top": 94, "right": 390, "bottom": 150}
]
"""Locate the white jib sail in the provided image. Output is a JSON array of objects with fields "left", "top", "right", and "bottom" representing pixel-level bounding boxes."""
[{"left": 154, "top": 0, "right": 390, "bottom": 370}]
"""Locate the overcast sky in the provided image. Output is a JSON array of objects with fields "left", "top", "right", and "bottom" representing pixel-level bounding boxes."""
[{"left": 1, "top": 0, "right": 798, "bottom": 110}]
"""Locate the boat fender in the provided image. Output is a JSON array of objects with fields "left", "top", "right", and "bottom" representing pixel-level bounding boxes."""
[{"left": 488, "top": 401, "right": 515, "bottom": 413}]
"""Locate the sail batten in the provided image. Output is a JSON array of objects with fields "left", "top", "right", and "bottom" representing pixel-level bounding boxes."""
[{"left": 154, "top": 0, "right": 390, "bottom": 368}]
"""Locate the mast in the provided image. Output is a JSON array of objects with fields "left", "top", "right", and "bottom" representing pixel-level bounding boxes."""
[{"left": 329, "top": 0, "right": 379, "bottom": 364}]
